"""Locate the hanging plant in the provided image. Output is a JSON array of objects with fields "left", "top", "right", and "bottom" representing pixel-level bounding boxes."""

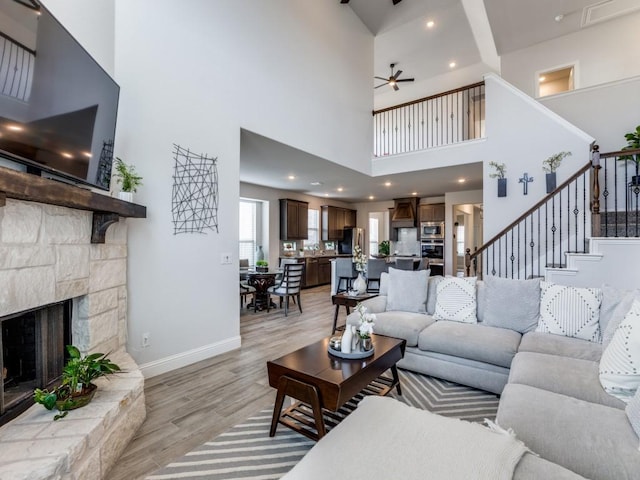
[
  {"left": 489, "top": 161, "right": 507, "bottom": 197},
  {"left": 543, "top": 151, "right": 571, "bottom": 193}
]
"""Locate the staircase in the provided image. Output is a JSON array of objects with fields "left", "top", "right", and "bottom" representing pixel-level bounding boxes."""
[{"left": 468, "top": 146, "right": 640, "bottom": 288}]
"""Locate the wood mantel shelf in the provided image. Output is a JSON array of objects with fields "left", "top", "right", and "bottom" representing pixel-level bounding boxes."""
[{"left": 0, "top": 166, "right": 147, "bottom": 243}]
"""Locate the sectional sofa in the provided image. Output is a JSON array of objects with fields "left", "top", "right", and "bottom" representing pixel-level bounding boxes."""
[{"left": 286, "top": 270, "right": 640, "bottom": 480}]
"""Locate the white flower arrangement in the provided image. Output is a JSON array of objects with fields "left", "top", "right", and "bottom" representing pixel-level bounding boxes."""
[
  {"left": 355, "top": 303, "right": 376, "bottom": 339},
  {"left": 352, "top": 245, "right": 367, "bottom": 273}
]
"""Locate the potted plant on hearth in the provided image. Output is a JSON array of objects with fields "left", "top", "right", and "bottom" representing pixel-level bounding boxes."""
[
  {"left": 33, "top": 345, "right": 121, "bottom": 421},
  {"left": 489, "top": 161, "right": 507, "bottom": 197},
  {"left": 542, "top": 151, "right": 571, "bottom": 193},
  {"left": 114, "top": 157, "right": 143, "bottom": 202},
  {"left": 617, "top": 125, "right": 640, "bottom": 185}
]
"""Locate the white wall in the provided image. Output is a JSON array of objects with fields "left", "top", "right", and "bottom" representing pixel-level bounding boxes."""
[
  {"left": 501, "top": 11, "right": 640, "bottom": 99},
  {"left": 540, "top": 76, "right": 640, "bottom": 153},
  {"left": 105, "top": 0, "right": 373, "bottom": 374}
]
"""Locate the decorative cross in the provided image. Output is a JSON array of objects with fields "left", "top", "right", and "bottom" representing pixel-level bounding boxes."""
[{"left": 519, "top": 173, "right": 534, "bottom": 195}]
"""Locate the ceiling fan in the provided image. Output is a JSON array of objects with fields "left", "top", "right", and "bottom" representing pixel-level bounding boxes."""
[{"left": 375, "top": 63, "right": 414, "bottom": 91}]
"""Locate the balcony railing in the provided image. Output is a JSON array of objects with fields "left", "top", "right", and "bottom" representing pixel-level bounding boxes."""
[
  {"left": 372, "top": 82, "right": 485, "bottom": 157},
  {"left": 0, "top": 31, "right": 35, "bottom": 102}
]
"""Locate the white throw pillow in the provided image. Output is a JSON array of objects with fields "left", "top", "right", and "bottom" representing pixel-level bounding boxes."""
[
  {"left": 386, "top": 267, "right": 429, "bottom": 313},
  {"left": 536, "top": 282, "right": 602, "bottom": 343},
  {"left": 600, "top": 300, "right": 640, "bottom": 402},
  {"left": 433, "top": 276, "right": 478, "bottom": 323}
]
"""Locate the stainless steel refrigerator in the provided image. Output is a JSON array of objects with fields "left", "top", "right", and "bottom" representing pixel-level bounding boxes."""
[{"left": 338, "top": 227, "right": 364, "bottom": 255}]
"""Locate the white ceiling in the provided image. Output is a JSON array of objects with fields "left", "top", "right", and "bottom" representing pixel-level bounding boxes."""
[{"left": 240, "top": 0, "right": 637, "bottom": 204}]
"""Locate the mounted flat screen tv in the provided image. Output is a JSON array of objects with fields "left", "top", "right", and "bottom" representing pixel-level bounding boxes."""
[{"left": 0, "top": 1, "right": 119, "bottom": 191}]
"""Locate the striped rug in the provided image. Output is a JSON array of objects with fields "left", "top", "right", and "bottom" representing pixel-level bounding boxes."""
[{"left": 146, "top": 370, "right": 499, "bottom": 480}]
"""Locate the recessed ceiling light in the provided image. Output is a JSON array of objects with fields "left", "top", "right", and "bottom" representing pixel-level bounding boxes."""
[
  {"left": 310, "top": 181, "right": 323, "bottom": 186},
  {"left": 61, "top": 152, "right": 72, "bottom": 159},
  {"left": 554, "top": 14, "right": 564, "bottom": 22},
  {"left": 449, "top": 62, "right": 456, "bottom": 69},
  {"left": 7, "top": 125, "right": 23, "bottom": 131},
  {"left": 288, "top": 175, "right": 296, "bottom": 180},
  {"left": 411, "top": 192, "right": 418, "bottom": 196},
  {"left": 82, "top": 151, "right": 92, "bottom": 158},
  {"left": 539, "top": 76, "right": 546, "bottom": 82},
  {"left": 369, "top": 195, "right": 375, "bottom": 200},
  {"left": 324, "top": 193, "right": 329, "bottom": 197},
  {"left": 426, "top": 20, "right": 435, "bottom": 28},
  {"left": 337, "top": 187, "right": 344, "bottom": 192},
  {"left": 384, "top": 181, "right": 391, "bottom": 187},
  {"left": 458, "top": 178, "right": 466, "bottom": 183}
]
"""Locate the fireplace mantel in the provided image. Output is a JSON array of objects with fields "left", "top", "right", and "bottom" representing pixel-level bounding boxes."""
[{"left": 0, "top": 166, "right": 146, "bottom": 243}]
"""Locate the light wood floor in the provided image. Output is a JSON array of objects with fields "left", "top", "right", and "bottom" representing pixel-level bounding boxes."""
[{"left": 106, "top": 285, "right": 337, "bottom": 480}]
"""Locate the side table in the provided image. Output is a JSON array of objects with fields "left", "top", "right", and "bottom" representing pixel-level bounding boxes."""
[{"left": 331, "top": 292, "right": 378, "bottom": 334}]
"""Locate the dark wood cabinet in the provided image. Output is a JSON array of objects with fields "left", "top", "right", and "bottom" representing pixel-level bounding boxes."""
[
  {"left": 280, "top": 199, "right": 308, "bottom": 240},
  {"left": 305, "top": 258, "right": 319, "bottom": 287},
  {"left": 419, "top": 203, "right": 445, "bottom": 223},
  {"left": 321, "top": 206, "right": 357, "bottom": 241},
  {"left": 318, "top": 257, "right": 332, "bottom": 285}
]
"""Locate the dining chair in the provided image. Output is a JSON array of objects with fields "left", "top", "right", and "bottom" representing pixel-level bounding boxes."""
[
  {"left": 335, "top": 257, "right": 357, "bottom": 293},
  {"left": 267, "top": 263, "right": 305, "bottom": 316},
  {"left": 239, "top": 282, "right": 256, "bottom": 309},
  {"left": 395, "top": 258, "right": 415, "bottom": 271},
  {"left": 366, "top": 258, "right": 389, "bottom": 293}
]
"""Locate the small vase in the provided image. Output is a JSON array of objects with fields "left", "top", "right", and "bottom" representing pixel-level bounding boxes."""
[
  {"left": 360, "top": 337, "right": 373, "bottom": 352},
  {"left": 257, "top": 246, "right": 264, "bottom": 262},
  {"left": 118, "top": 191, "right": 133, "bottom": 202},
  {"left": 497, "top": 178, "right": 507, "bottom": 198},
  {"left": 341, "top": 325, "right": 353, "bottom": 354},
  {"left": 352, "top": 273, "right": 367, "bottom": 294},
  {"left": 545, "top": 172, "right": 556, "bottom": 193}
]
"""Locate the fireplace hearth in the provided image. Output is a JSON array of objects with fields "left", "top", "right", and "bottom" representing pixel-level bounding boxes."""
[{"left": 0, "top": 300, "right": 71, "bottom": 426}]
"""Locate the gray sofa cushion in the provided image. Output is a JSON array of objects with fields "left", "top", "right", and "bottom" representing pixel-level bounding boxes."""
[
  {"left": 627, "top": 388, "right": 640, "bottom": 444},
  {"left": 483, "top": 276, "right": 541, "bottom": 333},
  {"left": 497, "top": 383, "right": 640, "bottom": 480},
  {"left": 514, "top": 454, "right": 587, "bottom": 480},
  {"left": 602, "top": 288, "right": 640, "bottom": 348},
  {"left": 386, "top": 267, "right": 428, "bottom": 313},
  {"left": 348, "top": 311, "right": 434, "bottom": 347},
  {"left": 508, "top": 352, "right": 625, "bottom": 409},
  {"left": 418, "top": 321, "right": 521, "bottom": 368},
  {"left": 518, "top": 331, "right": 602, "bottom": 361},
  {"left": 426, "top": 275, "right": 444, "bottom": 315}
]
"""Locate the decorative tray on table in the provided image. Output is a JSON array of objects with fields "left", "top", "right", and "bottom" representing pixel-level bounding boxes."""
[{"left": 327, "top": 346, "right": 374, "bottom": 359}]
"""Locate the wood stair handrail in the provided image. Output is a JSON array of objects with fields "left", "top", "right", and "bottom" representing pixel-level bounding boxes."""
[
  {"left": 470, "top": 161, "right": 592, "bottom": 260},
  {"left": 598, "top": 147, "right": 640, "bottom": 159}
]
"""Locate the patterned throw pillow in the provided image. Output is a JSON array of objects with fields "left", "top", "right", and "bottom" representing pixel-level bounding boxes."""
[
  {"left": 600, "top": 300, "right": 640, "bottom": 402},
  {"left": 627, "top": 388, "right": 640, "bottom": 449},
  {"left": 536, "top": 282, "right": 602, "bottom": 343},
  {"left": 433, "top": 276, "right": 477, "bottom": 323}
]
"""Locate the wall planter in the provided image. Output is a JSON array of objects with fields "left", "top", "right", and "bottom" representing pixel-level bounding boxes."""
[
  {"left": 546, "top": 172, "right": 556, "bottom": 193},
  {"left": 497, "top": 178, "right": 507, "bottom": 197}
]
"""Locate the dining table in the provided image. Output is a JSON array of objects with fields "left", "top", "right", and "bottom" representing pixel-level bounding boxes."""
[{"left": 246, "top": 270, "right": 279, "bottom": 311}]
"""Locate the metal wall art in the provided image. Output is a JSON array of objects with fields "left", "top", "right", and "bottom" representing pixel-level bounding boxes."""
[{"left": 171, "top": 144, "right": 219, "bottom": 235}]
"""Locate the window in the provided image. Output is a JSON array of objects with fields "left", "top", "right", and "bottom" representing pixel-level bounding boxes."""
[
  {"left": 239, "top": 200, "right": 257, "bottom": 266},
  {"left": 537, "top": 65, "right": 575, "bottom": 98},
  {"left": 304, "top": 209, "right": 319, "bottom": 249},
  {"left": 369, "top": 217, "right": 379, "bottom": 255}
]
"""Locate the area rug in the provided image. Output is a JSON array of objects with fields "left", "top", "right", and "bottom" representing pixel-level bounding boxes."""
[{"left": 146, "top": 370, "right": 499, "bottom": 480}]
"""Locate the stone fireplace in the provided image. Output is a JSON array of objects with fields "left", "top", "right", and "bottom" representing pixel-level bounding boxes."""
[{"left": 0, "top": 194, "right": 146, "bottom": 479}]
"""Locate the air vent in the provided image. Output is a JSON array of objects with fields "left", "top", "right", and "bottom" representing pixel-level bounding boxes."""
[{"left": 582, "top": 0, "right": 640, "bottom": 28}]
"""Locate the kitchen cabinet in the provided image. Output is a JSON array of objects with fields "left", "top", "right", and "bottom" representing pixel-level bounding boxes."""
[
  {"left": 280, "top": 199, "right": 308, "bottom": 240},
  {"left": 321, "top": 206, "right": 357, "bottom": 241},
  {"left": 419, "top": 203, "right": 445, "bottom": 223},
  {"left": 304, "top": 257, "right": 319, "bottom": 287},
  {"left": 318, "top": 257, "right": 332, "bottom": 285}
]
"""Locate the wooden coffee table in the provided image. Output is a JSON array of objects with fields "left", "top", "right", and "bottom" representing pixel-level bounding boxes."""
[{"left": 267, "top": 334, "right": 406, "bottom": 441}]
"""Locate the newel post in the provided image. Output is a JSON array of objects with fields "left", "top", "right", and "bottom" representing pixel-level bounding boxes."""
[
  {"left": 591, "top": 145, "right": 602, "bottom": 237},
  {"left": 465, "top": 248, "right": 471, "bottom": 276}
]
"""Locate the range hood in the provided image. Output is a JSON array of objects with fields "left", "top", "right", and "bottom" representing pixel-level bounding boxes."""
[{"left": 391, "top": 198, "right": 417, "bottom": 228}]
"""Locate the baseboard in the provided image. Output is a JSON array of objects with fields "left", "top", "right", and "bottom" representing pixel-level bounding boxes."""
[{"left": 138, "top": 336, "right": 241, "bottom": 378}]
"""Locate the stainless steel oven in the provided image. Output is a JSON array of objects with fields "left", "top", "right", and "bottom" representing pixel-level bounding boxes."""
[
  {"left": 420, "top": 221, "right": 444, "bottom": 240},
  {"left": 421, "top": 240, "right": 444, "bottom": 263}
]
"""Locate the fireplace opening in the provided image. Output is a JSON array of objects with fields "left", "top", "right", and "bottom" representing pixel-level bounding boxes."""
[{"left": 1, "top": 300, "right": 71, "bottom": 426}]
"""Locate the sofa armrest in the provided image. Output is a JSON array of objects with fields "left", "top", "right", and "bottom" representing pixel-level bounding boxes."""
[{"left": 360, "top": 295, "right": 387, "bottom": 313}]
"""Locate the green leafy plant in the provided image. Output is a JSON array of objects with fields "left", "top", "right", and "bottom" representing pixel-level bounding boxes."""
[
  {"left": 618, "top": 125, "right": 640, "bottom": 171},
  {"left": 542, "top": 151, "right": 571, "bottom": 173},
  {"left": 488, "top": 161, "right": 506, "bottom": 179},
  {"left": 378, "top": 240, "right": 390, "bottom": 256},
  {"left": 114, "top": 157, "right": 143, "bottom": 193},
  {"left": 256, "top": 260, "right": 268, "bottom": 267},
  {"left": 33, "top": 345, "right": 121, "bottom": 420}
]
